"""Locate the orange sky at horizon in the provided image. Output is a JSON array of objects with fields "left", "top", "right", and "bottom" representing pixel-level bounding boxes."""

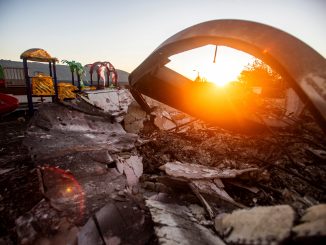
[{"left": 0, "top": 0, "right": 325, "bottom": 74}]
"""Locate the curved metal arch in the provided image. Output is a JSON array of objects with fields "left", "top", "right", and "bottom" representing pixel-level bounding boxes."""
[
  {"left": 129, "top": 19, "right": 326, "bottom": 132},
  {"left": 86, "top": 61, "right": 118, "bottom": 86},
  {"left": 88, "top": 62, "right": 103, "bottom": 75},
  {"left": 103, "top": 61, "right": 118, "bottom": 83}
]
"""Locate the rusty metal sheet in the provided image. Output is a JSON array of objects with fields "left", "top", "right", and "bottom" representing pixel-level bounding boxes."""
[{"left": 129, "top": 19, "right": 326, "bottom": 132}]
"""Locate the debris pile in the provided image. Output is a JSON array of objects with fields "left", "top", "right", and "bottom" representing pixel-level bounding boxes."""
[{"left": 0, "top": 88, "right": 326, "bottom": 244}]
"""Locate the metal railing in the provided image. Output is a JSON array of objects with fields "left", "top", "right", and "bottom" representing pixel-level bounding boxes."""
[{"left": 3, "top": 67, "right": 26, "bottom": 87}]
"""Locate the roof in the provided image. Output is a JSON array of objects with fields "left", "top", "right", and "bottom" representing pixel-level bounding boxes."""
[{"left": 20, "top": 48, "right": 58, "bottom": 62}]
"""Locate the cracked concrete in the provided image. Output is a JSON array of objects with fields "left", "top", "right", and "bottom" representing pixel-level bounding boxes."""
[
  {"left": 146, "top": 200, "right": 225, "bottom": 245},
  {"left": 214, "top": 205, "right": 295, "bottom": 245},
  {"left": 292, "top": 204, "right": 326, "bottom": 240}
]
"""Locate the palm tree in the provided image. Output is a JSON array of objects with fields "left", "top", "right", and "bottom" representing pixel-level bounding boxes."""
[{"left": 62, "top": 60, "right": 84, "bottom": 90}]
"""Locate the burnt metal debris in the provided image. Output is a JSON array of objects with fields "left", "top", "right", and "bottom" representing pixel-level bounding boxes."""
[{"left": 129, "top": 19, "right": 326, "bottom": 133}]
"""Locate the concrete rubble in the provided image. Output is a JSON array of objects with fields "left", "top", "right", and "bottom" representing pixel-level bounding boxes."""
[
  {"left": 15, "top": 199, "right": 78, "bottom": 244},
  {"left": 78, "top": 200, "right": 154, "bottom": 245},
  {"left": 146, "top": 200, "right": 225, "bottom": 245},
  {"left": 15, "top": 90, "right": 152, "bottom": 244},
  {"left": 82, "top": 89, "right": 134, "bottom": 122},
  {"left": 1, "top": 88, "right": 325, "bottom": 244},
  {"left": 160, "top": 161, "right": 257, "bottom": 180},
  {"left": 124, "top": 101, "right": 148, "bottom": 134},
  {"left": 144, "top": 95, "right": 195, "bottom": 131},
  {"left": 292, "top": 204, "right": 326, "bottom": 241},
  {"left": 214, "top": 205, "right": 295, "bottom": 244},
  {"left": 159, "top": 161, "right": 258, "bottom": 210}
]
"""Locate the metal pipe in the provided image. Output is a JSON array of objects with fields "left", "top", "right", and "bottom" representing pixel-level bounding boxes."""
[
  {"left": 52, "top": 61, "right": 59, "bottom": 101},
  {"left": 23, "top": 59, "right": 34, "bottom": 116},
  {"left": 77, "top": 73, "right": 81, "bottom": 91},
  {"left": 213, "top": 45, "right": 218, "bottom": 63},
  {"left": 49, "top": 61, "right": 53, "bottom": 77},
  {"left": 97, "top": 73, "right": 100, "bottom": 88},
  {"left": 72, "top": 72, "right": 75, "bottom": 86}
]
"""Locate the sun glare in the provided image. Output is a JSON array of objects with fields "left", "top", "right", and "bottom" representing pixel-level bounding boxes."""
[{"left": 166, "top": 45, "right": 254, "bottom": 87}]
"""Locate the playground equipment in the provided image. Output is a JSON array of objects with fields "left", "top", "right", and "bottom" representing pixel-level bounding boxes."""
[
  {"left": 86, "top": 61, "right": 118, "bottom": 88},
  {"left": 57, "top": 83, "right": 78, "bottom": 101},
  {"left": 0, "top": 93, "right": 19, "bottom": 115},
  {"left": 0, "top": 66, "right": 25, "bottom": 89},
  {"left": 62, "top": 60, "right": 84, "bottom": 91},
  {"left": 20, "top": 48, "right": 59, "bottom": 115},
  {"left": 20, "top": 48, "right": 80, "bottom": 115}
]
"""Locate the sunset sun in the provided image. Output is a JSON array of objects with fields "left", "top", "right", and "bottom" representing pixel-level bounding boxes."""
[
  {"left": 166, "top": 45, "right": 254, "bottom": 86},
  {"left": 200, "top": 62, "right": 237, "bottom": 87}
]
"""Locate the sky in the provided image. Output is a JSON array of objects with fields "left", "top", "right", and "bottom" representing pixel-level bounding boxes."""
[{"left": 0, "top": 0, "right": 325, "bottom": 82}]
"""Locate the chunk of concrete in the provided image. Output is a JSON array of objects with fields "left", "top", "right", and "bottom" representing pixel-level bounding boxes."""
[
  {"left": 153, "top": 112, "right": 177, "bottom": 130},
  {"left": 116, "top": 155, "right": 143, "bottom": 189},
  {"left": 146, "top": 200, "right": 225, "bottom": 245},
  {"left": 78, "top": 200, "right": 154, "bottom": 245},
  {"left": 15, "top": 199, "right": 65, "bottom": 245},
  {"left": 160, "top": 161, "right": 257, "bottom": 180},
  {"left": 124, "top": 101, "right": 147, "bottom": 133},
  {"left": 214, "top": 205, "right": 295, "bottom": 244},
  {"left": 24, "top": 103, "right": 138, "bottom": 162},
  {"left": 292, "top": 204, "right": 326, "bottom": 239},
  {"left": 85, "top": 89, "right": 134, "bottom": 122}
]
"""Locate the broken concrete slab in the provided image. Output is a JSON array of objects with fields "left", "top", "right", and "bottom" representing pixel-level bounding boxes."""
[
  {"left": 151, "top": 107, "right": 177, "bottom": 130},
  {"left": 60, "top": 95, "right": 114, "bottom": 120},
  {"left": 160, "top": 161, "right": 257, "bottom": 180},
  {"left": 24, "top": 103, "right": 138, "bottom": 162},
  {"left": 214, "top": 205, "right": 295, "bottom": 244},
  {"left": 124, "top": 101, "right": 147, "bottom": 133},
  {"left": 143, "top": 95, "right": 195, "bottom": 131},
  {"left": 292, "top": 204, "right": 326, "bottom": 240},
  {"left": 116, "top": 155, "right": 143, "bottom": 191},
  {"left": 300, "top": 204, "right": 326, "bottom": 222},
  {"left": 146, "top": 199, "right": 225, "bottom": 245},
  {"left": 191, "top": 179, "right": 246, "bottom": 209},
  {"left": 34, "top": 218, "right": 79, "bottom": 245},
  {"left": 22, "top": 102, "right": 142, "bottom": 223},
  {"left": 84, "top": 88, "right": 134, "bottom": 122},
  {"left": 153, "top": 113, "right": 177, "bottom": 131},
  {"left": 40, "top": 165, "right": 127, "bottom": 223},
  {"left": 15, "top": 199, "right": 67, "bottom": 245},
  {"left": 78, "top": 200, "right": 154, "bottom": 245}
]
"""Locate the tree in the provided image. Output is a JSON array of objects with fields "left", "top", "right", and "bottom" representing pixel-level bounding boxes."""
[
  {"left": 62, "top": 60, "right": 84, "bottom": 89},
  {"left": 238, "top": 59, "right": 286, "bottom": 97}
]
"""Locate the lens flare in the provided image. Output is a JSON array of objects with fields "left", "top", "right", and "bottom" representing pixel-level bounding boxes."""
[{"left": 41, "top": 166, "right": 85, "bottom": 222}]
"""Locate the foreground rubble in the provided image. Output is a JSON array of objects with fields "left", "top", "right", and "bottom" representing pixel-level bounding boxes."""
[{"left": 0, "top": 89, "right": 326, "bottom": 244}]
